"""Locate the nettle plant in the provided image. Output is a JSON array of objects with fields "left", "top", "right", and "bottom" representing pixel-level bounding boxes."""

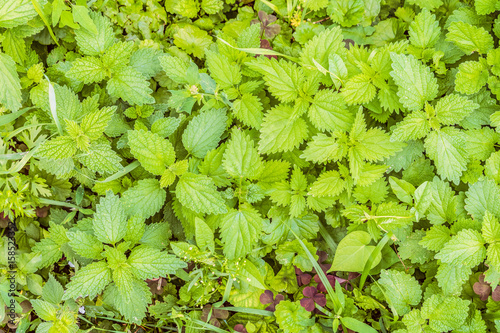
[
  {"left": 3, "top": 0, "right": 500, "bottom": 332},
  {"left": 33, "top": 191, "right": 186, "bottom": 323}
]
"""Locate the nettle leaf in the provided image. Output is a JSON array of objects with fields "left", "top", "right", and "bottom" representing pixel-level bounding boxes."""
[
  {"left": 128, "top": 246, "right": 186, "bottom": 279},
  {"left": 232, "top": 93, "right": 263, "bottom": 129},
  {"left": 446, "top": 21, "right": 494, "bottom": 55},
  {"left": 408, "top": 9, "right": 440, "bottom": 49},
  {"left": 175, "top": 172, "right": 227, "bottom": 215},
  {"left": 435, "top": 229, "right": 486, "bottom": 267},
  {"left": 247, "top": 57, "right": 304, "bottom": 103},
  {"left": 308, "top": 89, "right": 353, "bottom": 132},
  {"left": 0, "top": 53, "right": 22, "bottom": 111},
  {"left": 206, "top": 50, "right": 241, "bottom": 89},
  {"left": 223, "top": 128, "right": 263, "bottom": 180},
  {"left": 390, "top": 53, "right": 438, "bottom": 112},
  {"left": 66, "top": 56, "right": 106, "bottom": 84},
  {"left": 128, "top": 129, "right": 175, "bottom": 175},
  {"left": 424, "top": 127, "right": 468, "bottom": 185},
  {"left": 220, "top": 203, "right": 262, "bottom": 259},
  {"left": 74, "top": 11, "right": 114, "bottom": 56},
  {"left": 78, "top": 142, "right": 122, "bottom": 174},
  {"left": 377, "top": 269, "right": 422, "bottom": 316},
  {"left": 67, "top": 231, "right": 103, "bottom": 260},
  {"left": 122, "top": 179, "right": 166, "bottom": 219},
  {"left": 93, "top": 191, "right": 128, "bottom": 245},
  {"left": 107, "top": 66, "right": 155, "bottom": 105},
  {"left": 37, "top": 136, "right": 77, "bottom": 160},
  {"left": 63, "top": 261, "right": 112, "bottom": 300},
  {"left": 182, "top": 108, "right": 227, "bottom": 159},
  {"left": 259, "top": 105, "right": 308, "bottom": 154}
]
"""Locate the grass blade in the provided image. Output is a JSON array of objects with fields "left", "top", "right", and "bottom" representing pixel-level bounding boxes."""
[
  {"left": 359, "top": 232, "right": 392, "bottom": 290},
  {"left": 31, "top": 0, "right": 59, "bottom": 46},
  {"left": 216, "top": 37, "right": 300, "bottom": 62},
  {"left": 0, "top": 107, "right": 33, "bottom": 126},
  {"left": 44, "top": 74, "right": 63, "bottom": 135}
]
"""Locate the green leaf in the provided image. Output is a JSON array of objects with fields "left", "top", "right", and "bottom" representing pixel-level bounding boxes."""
[
  {"left": 128, "top": 245, "right": 187, "bottom": 279},
  {"left": 37, "top": 136, "right": 77, "bottom": 160},
  {"left": 78, "top": 142, "right": 122, "bottom": 174},
  {"left": 81, "top": 106, "right": 116, "bottom": 140},
  {"left": 475, "top": 0, "right": 498, "bottom": 14},
  {"left": 112, "top": 265, "right": 135, "bottom": 304},
  {"left": 435, "top": 94, "right": 479, "bottom": 126},
  {"left": 66, "top": 56, "right": 106, "bottom": 84},
  {"left": 308, "top": 170, "right": 345, "bottom": 197},
  {"left": 74, "top": 11, "right": 114, "bottom": 56},
  {"left": 275, "top": 301, "right": 314, "bottom": 332},
  {"left": 107, "top": 66, "right": 155, "bottom": 105},
  {"left": 31, "top": 299, "right": 57, "bottom": 321},
  {"left": 465, "top": 179, "right": 500, "bottom": 220},
  {"left": 301, "top": 133, "right": 347, "bottom": 164},
  {"left": 308, "top": 89, "right": 353, "bottom": 132},
  {"left": 420, "top": 294, "right": 470, "bottom": 332},
  {"left": 122, "top": 179, "right": 166, "bottom": 219},
  {"left": 341, "top": 73, "right": 376, "bottom": 105},
  {"left": 247, "top": 57, "right": 304, "bottom": 103},
  {"left": 72, "top": 5, "right": 98, "bottom": 34},
  {"left": 424, "top": 127, "right": 468, "bottom": 185},
  {"left": 176, "top": 172, "right": 227, "bottom": 215},
  {"left": 409, "top": 9, "right": 441, "bottom": 49},
  {"left": 377, "top": 269, "right": 422, "bottom": 316},
  {"left": 67, "top": 231, "right": 104, "bottom": 260},
  {"left": 0, "top": 52, "right": 22, "bottom": 112},
  {"left": 128, "top": 129, "right": 175, "bottom": 175},
  {"left": 102, "top": 279, "right": 151, "bottom": 325},
  {"left": 390, "top": 53, "right": 438, "bottom": 112},
  {"left": 159, "top": 55, "right": 189, "bottom": 84},
  {"left": 102, "top": 41, "right": 134, "bottom": 71},
  {"left": 206, "top": 50, "right": 241, "bottom": 89},
  {"left": 195, "top": 217, "right": 215, "bottom": 252},
  {"left": 220, "top": 203, "right": 262, "bottom": 259},
  {"left": 42, "top": 274, "right": 64, "bottom": 305},
  {"left": 232, "top": 93, "right": 263, "bottom": 129},
  {"left": 435, "top": 229, "right": 486, "bottom": 267},
  {"left": 446, "top": 22, "right": 493, "bottom": 55},
  {"left": 182, "top": 108, "right": 227, "bottom": 159},
  {"left": 354, "top": 127, "right": 405, "bottom": 162},
  {"left": 63, "top": 261, "right": 112, "bottom": 300},
  {"left": 436, "top": 263, "right": 471, "bottom": 296},
  {"left": 93, "top": 191, "right": 128, "bottom": 245},
  {"left": 455, "top": 61, "right": 489, "bottom": 95},
  {"left": 223, "top": 128, "right": 263, "bottom": 180},
  {"left": 419, "top": 225, "right": 452, "bottom": 252},
  {"left": 173, "top": 25, "right": 213, "bottom": 58},
  {"left": 331, "top": 231, "right": 381, "bottom": 272},
  {"left": 482, "top": 211, "right": 500, "bottom": 244},
  {"left": 259, "top": 105, "right": 308, "bottom": 154},
  {"left": 340, "top": 317, "right": 378, "bottom": 333},
  {"left": 0, "top": 0, "right": 37, "bottom": 28}
]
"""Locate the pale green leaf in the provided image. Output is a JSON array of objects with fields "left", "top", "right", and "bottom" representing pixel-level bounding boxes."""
[
  {"left": 0, "top": 53, "right": 22, "bottom": 111},
  {"left": 223, "top": 128, "right": 263, "bottom": 180},
  {"left": 93, "top": 191, "right": 127, "bottom": 245},
  {"left": 175, "top": 172, "right": 227, "bottom": 215},
  {"left": 128, "top": 129, "right": 175, "bottom": 175},
  {"left": 435, "top": 229, "right": 486, "bottom": 267},
  {"left": 122, "top": 179, "right": 166, "bottom": 219},
  {"left": 182, "top": 108, "right": 227, "bottom": 159},
  {"left": 63, "top": 261, "right": 112, "bottom": 300},
  {"left": 390, "top": 53, "right": 438, "bottom": 112},
  {"left": 128, "top": 246, "right": 187, "bottom": 280},
  {"left": 220, "top": 203, "right": 262, "bottom": 259},
  {"left": 107, "top": 66, "right": 155, "bottom": 106}
]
